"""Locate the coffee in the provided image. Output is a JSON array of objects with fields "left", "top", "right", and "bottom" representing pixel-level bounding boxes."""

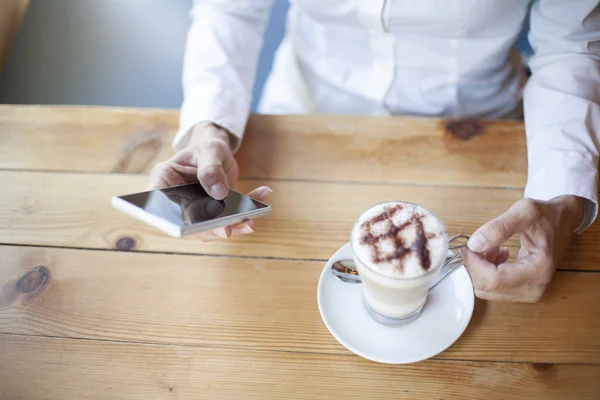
[
  {"left": 351, "top": 202, "right": 448, "bottom": 319},
  {"left": 352, "top": 202, "right": 447, "bottom": 278}
]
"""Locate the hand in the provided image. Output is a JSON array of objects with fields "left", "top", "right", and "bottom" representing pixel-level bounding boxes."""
[
  {"left": 147, "top": 122, "right": 272, "bottom": 241},
  {"left": 460, "top": 196, "right": 583, "bottom": 303}
]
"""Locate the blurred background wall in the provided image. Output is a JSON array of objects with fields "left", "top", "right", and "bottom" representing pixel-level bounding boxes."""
[
  {"left": 0, "top": 0, "right": 30, "bottom": 72},
  {"left": 0, "top": 0, "right": 530, "bottom": 111},
  {"left": 0, "top": 0, "right": 289, "bottom": 110}
]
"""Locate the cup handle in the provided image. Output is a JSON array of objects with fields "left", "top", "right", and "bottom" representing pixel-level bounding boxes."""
[{"left": 428, "top": 234, "right": 470, "bottom": 292}]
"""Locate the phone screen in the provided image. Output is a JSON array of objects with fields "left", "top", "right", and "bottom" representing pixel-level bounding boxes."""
[{"left": 117, "top": 183, "right": 269, "bottom": 229}]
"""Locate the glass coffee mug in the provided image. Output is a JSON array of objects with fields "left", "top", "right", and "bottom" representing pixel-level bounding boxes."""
[{"left": 334, "top": 201, "right": 468, "bottom": 326}]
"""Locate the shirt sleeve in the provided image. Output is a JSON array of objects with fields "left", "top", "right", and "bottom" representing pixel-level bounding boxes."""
[
  {"left": 523, "top": 0, "right": 600, "bottom": 233},
  {"left": 173, "top": 0, "right": 275, "bottom": 152}
]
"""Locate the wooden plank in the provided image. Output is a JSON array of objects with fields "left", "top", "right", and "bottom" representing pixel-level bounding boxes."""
[
  {"left": 0, "top": 105, "right": 528, "bottom": 187},
  {"left": 0, "top": 105, "right": 176, "bottom": 174},
  {"left": 0, "top": 170, "right": 597, "bottom": 271},
  {"left": 1, "top": 245, "right": 599, "bottom": 364},
  {"left": 1, "top": 335, "right": 599, "bottom": 400},
  {"left": 240, "top": 114, "right": 528, "bottom": 188}
]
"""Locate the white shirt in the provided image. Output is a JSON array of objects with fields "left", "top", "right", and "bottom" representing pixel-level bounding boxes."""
[{"left": 174, "top": 0, "right": 600, "bottom": 232}]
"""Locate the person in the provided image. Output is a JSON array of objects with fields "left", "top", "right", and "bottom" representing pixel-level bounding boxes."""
[{"left": 148, "top": 0, "right": 600, "bottom": 303}]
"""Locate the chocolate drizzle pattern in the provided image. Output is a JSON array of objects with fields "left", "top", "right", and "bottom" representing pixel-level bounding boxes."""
[{"left": 360, "top": 204, "right": 435, "bottom": 273}]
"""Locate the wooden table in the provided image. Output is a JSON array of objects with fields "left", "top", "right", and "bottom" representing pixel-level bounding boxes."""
[{"left": 0, "top": 105, "right": 599, "bottom": 399}]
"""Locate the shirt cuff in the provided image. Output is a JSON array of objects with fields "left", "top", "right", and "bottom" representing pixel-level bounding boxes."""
[
  {"left": 173, "top": 82, "right": 250, "bottom": 152},
  {"left": 524, "top": 151, "right": 598, "bottom": 234}
]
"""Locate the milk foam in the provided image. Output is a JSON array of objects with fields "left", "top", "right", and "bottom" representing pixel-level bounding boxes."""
[{"left": 351, "top": 202, "right": 447, "bottom": 279}]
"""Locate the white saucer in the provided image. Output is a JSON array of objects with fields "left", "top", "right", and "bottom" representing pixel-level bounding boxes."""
[{"left": 317, "top": 242, "right": 475, "bottom": 364}]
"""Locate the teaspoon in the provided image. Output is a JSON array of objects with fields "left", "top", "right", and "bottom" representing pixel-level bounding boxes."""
[
  {"left": 331, "top": 256, "right": 464, "bottom": 291},
  {"left": 331, "top": 234, "right": 469, "bottom": 291}
]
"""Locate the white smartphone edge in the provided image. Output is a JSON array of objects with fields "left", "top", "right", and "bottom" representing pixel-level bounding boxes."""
[
  {"left": 111, "top": 192, "right": 272, "bottom": 237},
  {"left": 181, "top": 206, "right": 271, "bottom": 235},
  {"left": 111, "top": 196, "right": 182, "bottom": 238}
]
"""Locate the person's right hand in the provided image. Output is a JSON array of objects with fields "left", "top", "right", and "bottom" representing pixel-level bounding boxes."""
[{"left": 147, "top": 122, "right": 272, "bottom": 241}]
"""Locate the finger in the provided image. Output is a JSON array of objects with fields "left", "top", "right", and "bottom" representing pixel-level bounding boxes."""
[
  {"left": 476, "top": 280, "right": 547, "bottom": 302},
  {"left": 484, "top": 246, "right": 500, "bottom": 263},
  {"left": 495, "top": 247, "right": 510, "bottom": 265},
  {"left": 147, "top": 148, "right": 200, "bottom": 190},
  {"left": 146, "top": 174, "right": 170, "bottom": 190},
  {"left": 155, "top": 149, "right": 199, "bottom": 180},
  {"left": 460, "top": 248, "right": 501, "bottom": 292},
  {"left": 247, "top": 186, "right": 273, "bottom": 201},
  {"left": 213, "top": 226, "right": 232, "bottom": 239},
  {"left": 478, "top": 247, "right": 510, "bottom": 267},
  {"left": 463, "top": 245, "right": 547, "bottom": 292},
  {"left": 520, "top": 231, "right": 538, "bottom": 254},
  {"left": 222, "top": 149, "right": 239, "bottom": 189},
  {"left": 169, "top": 163, "right": 199, "bottom": 180},
  {"left": 475, "top": 289, "right": 515, "bottom": 302},
  {"left": 196, "top": 232, "right": 221, "bottom": 242},
  {"left": 517, "top": 245, "right": 529, "bottom": 260},
  {"left": 194, "top": 228, "right": 226, "bottom": 242},
  {"left": 194, "top": 221, "right": 255, "bottom": 242},
  {"left": 232, "top": 220, "right": 255, "bottom": 236},
  {"left": 195, "top": 141, "right": 231, "bottom": 200},
  {"left": 147, "top": 162, "right": 189, "bottom": 190},
  {"left": 165, "top": 148, "right": 197, "bottom": 166},
  {"left": 468, "top": 199, "right": 540, "bottom": 253},
  {"left": 474, "top": 289, "right": 537, "bottom": 303},
  {"left": 496, "top": 254, "right": 550, "bottom": 288},
  {"left": 198, "top": 166, "right": 228, "bottom": 200},
  {"left": 197, "top": 227, "right": 232, "bottom": 241}
]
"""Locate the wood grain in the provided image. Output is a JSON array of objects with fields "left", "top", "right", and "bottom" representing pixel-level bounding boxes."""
[
  {"left": 0, "top": 334, "right": 589, "bottom": 400},
  {"left": 0, "top": 335, "right": 600, "bottom": 400},
  {"left": 1, "top": 105, "right": 599, "bottom": 397},
  {"left": 0, "top": 105, "right": 176, "bottom": 174},
  {"left": 0, "top": 105, "right": 528, "bottom": 187},
  {"left": 1, "top": 335, "right": 599, "bottom": 400},
  {"left": 0, "top": 170, "right": 597, "bottom": 270},
  {"left": 1, "top": 245, "right": 599, "bottom": 364},
  {"left": 240, "top": 114, "right": 528, "bottom": 188}
]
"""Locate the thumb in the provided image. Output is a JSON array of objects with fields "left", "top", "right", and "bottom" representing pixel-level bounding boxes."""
[
  {"left": 468, "top": 199, "right": 539, "bottom": 253},
  {"left": 195, "top": 140, "right": 234, "bottom": 200}
]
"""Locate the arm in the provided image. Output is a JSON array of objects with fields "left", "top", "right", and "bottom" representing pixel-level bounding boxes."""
[
  {"left": 462, "top": 1, "right": 600, "bottom": 303},
  {"left": 147, "top": 1, "right": 275, "bottom": 241},
  {"left": 523, "top": 0, "right": 600, "bottom": 233},
  {"left": 174, "top": 0, "right": 275, "bottom": 151}
]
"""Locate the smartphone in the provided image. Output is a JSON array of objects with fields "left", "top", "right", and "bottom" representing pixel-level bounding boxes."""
[{"left": 111, "top": 183, "right": 271, "bottom": 237}]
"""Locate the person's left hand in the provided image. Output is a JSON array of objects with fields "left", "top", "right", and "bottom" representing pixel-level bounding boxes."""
[{"left": 460, "top": 195, "right": 583, "bottom": 303}]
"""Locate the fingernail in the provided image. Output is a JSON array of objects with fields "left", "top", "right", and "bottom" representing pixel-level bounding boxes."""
[
  {"left": 256, "top": 186, "right": 273, "bottom": 196},
  {"left": 467, "top": 233, "right": 486, "bottom": 253},
  {"left": 209, "top": 183, "right": 228, "bottom": 199},
  {"left": 215, "top": 227, "right": 230, "bottom": 239},
  {"left": 240, "top": 224, "right": 254, "bottom": 235}
]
